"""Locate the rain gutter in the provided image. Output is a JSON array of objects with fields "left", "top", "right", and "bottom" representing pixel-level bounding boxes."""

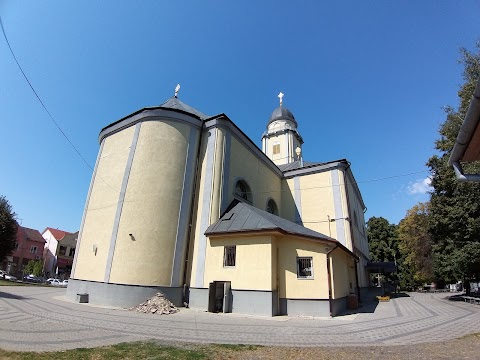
[{"left": 449, "top": 78, "right": 480, "bottom": 182}]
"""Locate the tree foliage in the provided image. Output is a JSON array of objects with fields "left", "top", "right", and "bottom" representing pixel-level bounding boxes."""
[
  {"left": 0, "top": 195, "right": 17, "bottom": 263},
  {"left": 367, "top": 216, "right": 402, "bottom": 284},
  {"left": 427, "top": 42, "right": 480, "bottom": 283},
  {"left": 367, "top": 216, "right": 399, "bottom": 264},
  {"left": 397, "top": 203, "right": 433, "bottom": 287},
  {"left": 24, "top": 260, "right": 43, "bottom": 277}
]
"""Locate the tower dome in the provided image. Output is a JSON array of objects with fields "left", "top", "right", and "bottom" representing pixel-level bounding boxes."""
[
  {"left": 262, "top": 92, "right": 303, "bottom": 166},
  {"left": 267, "top": 106, "right": 297, "bottom": 128}
]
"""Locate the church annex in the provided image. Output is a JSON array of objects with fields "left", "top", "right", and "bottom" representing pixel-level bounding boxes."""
[{"left": 67, "top": 91, "right": 370, "bottom": 317}]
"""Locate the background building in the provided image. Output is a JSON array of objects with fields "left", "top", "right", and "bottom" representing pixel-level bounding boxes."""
[
  {"left": 43, "top": 228, "right": 78, "bottom": 278},
  {"left": 2, "top": 225, "right": 45, "bottom": 277}
]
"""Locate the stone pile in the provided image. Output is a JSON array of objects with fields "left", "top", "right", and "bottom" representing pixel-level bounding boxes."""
[{"left": 128, "top": 292, "right": 179, "bottom": 315}]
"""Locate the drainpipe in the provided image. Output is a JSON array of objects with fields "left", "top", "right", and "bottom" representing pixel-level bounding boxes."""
[
  {"left": 451, "top": 161, "right": 480, "bottom": 182},
  {"left": 326, "top": 244, "right": 339, "bottom": 316}
]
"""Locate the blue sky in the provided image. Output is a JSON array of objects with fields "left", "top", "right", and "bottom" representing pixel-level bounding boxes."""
[{"left": 0, "top": 1, "right": 478, "bottom": 232}]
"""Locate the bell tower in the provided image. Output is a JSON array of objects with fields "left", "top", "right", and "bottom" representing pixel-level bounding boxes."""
[{"left": 262, "top": 92, "right": 303, "bottom": 166}]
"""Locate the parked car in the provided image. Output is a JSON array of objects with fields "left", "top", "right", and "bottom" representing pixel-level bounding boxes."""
[
  {"left": 4, "top": 274, "right": 17, "bottom": 282},
  {"left": 49, "top": 279, "right": 62, "bottom": 286},
  {"left": 61, "top": 280, "right": 69, "bottom": 286},
  {"left": 45, "top": 278, "right": 56, "bottom": 284},
  {"left": 23, "top": 274, "right": 43, "bottom": 283}
]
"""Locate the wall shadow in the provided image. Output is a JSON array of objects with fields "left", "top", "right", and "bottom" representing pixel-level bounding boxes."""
[
  {"left": 0, "top": 291, "right": 25, "bottom": 299},
  {"left": 392, "top": 292, "right": 410, "bottom": 298},
  {"left": 337, "top": 298, "right": 379, "bottom": 316}
]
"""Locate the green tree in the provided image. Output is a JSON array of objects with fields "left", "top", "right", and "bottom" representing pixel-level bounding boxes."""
[
  {"left": 367, "top": 216, "right": 399, "bottom": 263},
  {"left": 427, "top": 42, "right": 480, "bottom": 285},
  {"left": 367, "top": 216, "right": 401, "bottom": 286},
  {"left": 0, "top": 195, "right": 17, "bottom": 263},
  {"left": 33, "top": 260, "right": 43, "bottom": 276},
  {"left": 24, "top": 260, "right": 35, "bottom": 275},
  {"left": 397, "top": 203, "right": 433, "bottom": 288},
  {"left": 24, "top": 260, "right": 43, "bottom": 277}
]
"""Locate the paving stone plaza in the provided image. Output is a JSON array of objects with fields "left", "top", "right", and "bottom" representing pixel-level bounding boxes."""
[{"left": 1, "top": 286, "right": 480, "bottom": 352}]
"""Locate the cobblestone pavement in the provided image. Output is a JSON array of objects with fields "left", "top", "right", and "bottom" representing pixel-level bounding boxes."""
[{"left": 1, "top": 286, "right": 479, "bottom": 351}]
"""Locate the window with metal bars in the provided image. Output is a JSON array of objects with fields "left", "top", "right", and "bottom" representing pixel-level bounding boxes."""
[
  {"left": 297, "top": 257, "right": 313, "bottom": 279},
  {"left": 223, "top": 246, "right": 236, "bottom": 267}
]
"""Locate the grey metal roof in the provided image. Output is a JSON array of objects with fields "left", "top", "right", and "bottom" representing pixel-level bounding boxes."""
[
  {"left": 267, "top": 106, "right": 297, "bottom": 127},
  {"left": 160, "top": 96, "right": 210, "bottom": 120},
  {"left": 205, "top": 201, "right": 335, "bottom": 242}
]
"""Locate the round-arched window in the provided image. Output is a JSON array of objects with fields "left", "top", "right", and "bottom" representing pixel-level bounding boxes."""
[
  {"left": 266, "top": 199, "right": 278, "bottom": 215},
  {"left": 234, "top": 180, "right": 252, "bottom": 203}
]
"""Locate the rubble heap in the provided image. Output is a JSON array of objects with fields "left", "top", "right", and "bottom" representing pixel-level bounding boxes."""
[{"left": 128, "top": 292, "right": 179, "bottom": 315}]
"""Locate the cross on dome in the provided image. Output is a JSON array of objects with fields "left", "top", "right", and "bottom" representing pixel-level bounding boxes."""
[
  {"left": 278, "top": 92, "right": 284, "bottom": 106},
  {"left": 175, "top": 84, "right": 181, "bottom": 98}
]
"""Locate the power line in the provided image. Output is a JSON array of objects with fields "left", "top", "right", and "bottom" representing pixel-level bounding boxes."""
[
  {"left": 0, "top": 15, "right": 118, "bottom": 194},
  {"left": 0, "top": 16, "right": 94, "bottom": 172}
]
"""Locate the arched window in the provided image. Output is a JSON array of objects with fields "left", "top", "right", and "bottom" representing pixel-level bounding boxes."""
[
  {"left": 266, "top": 199, "right": 278, "bottom": 215},
  {"left": 234, "top": 180, "right": 252, "bottom": 203}
]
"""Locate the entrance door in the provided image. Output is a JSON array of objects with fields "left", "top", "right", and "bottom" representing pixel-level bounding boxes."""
[{"left": 208, "top": 281, "right": 232, "bottom": 313}]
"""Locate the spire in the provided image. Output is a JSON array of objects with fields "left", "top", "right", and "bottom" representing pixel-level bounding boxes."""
[{"left": 174, "top": 84, "right": 180, "bottom": 98}]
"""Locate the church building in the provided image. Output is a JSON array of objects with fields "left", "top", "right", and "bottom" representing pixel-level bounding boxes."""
[{"left": 67, "top": 89, "right": 370, "bottom": 317}]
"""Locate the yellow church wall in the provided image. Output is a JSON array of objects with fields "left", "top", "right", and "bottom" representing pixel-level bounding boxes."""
[
  {"left": 204, "top": 235, "right": 273, "bottom": 290},
  {"left": 297, "top": 172, "right": 336, "bottom": 237},
  {"left": 228, "top": 137, "right": 282, "bottom": 213},
  {"left": 74, "top": 126, "right": 136, "bottom": 281},
  {"left": 330, "top": 249, "right": 356, "bottom": 299},
  {"left": 187, "top": 130, "right": 210, "bottom": 287},
  {"left": 277, "top": 237, "right": 329, "bottom": 299},
  {"left": 345, "top": 174, "right": 369, "bottom": 258},
  {"left": 336, "top": 170, "right": 353, "bottom": 250},
  {"left": 280, "top": 179, "right": 296, "bottom": 222},
  {"left": 108, "top": 121, "right": 193, "bottom": 285}
]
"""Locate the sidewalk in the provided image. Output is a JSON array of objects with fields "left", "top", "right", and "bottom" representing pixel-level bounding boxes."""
[{"left": 1, "top": 286, "right": 479, "bottom": 352}]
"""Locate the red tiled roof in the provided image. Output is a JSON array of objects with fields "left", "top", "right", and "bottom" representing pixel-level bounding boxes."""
[
  {"left": 42, "top": 227, "right": 70, "bottom": 240},
  {"left": 21, "top": 227, "right": 46, "bottom": 243}
]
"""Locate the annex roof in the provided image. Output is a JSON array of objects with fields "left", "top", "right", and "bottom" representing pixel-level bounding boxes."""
[{"left": 205, "top": 201, "right": 357, "bottom": 258}]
